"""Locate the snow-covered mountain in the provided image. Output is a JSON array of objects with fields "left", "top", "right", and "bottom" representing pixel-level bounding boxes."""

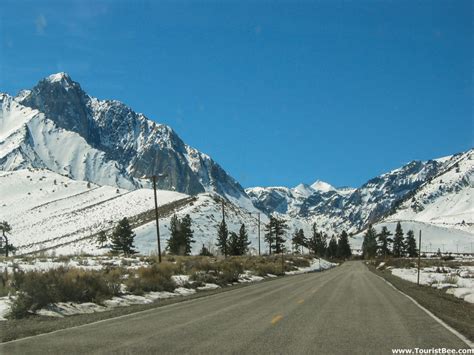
[
  {"left": 247, "top": 150, "right": 474, "bottom": 237},
  {"left": 0, "top": 168, "right": 266, "bottom": 255},
  {"left": 1, "top": 72, "right": 471, "bottom": 255},
  {"left": 0, "top": 73, "right": 252, "bottom": 208},
  {"left": 385, "top": 150, "right": 473, "bottom": 232}
]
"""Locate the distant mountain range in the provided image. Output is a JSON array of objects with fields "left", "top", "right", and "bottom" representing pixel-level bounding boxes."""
[
  {"left": 247, "top": 150, "right": 473, "bottom": 235},
  {"left": 0, "top": 73, "right": 472, "bottom": 255}
]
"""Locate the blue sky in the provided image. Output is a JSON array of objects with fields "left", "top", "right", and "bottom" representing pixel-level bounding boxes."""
[{"left": 1, "top": 0, "right": 472, "bottom": 188}]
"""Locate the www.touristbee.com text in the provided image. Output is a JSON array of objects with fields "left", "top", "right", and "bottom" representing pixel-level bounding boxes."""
[{"left": 392, "top": 349, "right": 473, "bottom": 354}]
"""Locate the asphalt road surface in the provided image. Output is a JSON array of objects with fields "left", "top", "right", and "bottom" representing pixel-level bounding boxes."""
[{"left": 0, "top": 261, "right": 470, "bottom": 354}]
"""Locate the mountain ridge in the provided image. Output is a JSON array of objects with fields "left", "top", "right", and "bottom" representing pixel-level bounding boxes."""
[
  {"left": 1, "top": 72, "right": 254, "bottom": 209},
  {"left": 1, "top": 72, "right": 472, "bottom": 246}
]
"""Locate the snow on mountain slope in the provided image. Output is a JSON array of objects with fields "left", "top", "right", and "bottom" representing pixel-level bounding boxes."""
[
  {"left": 0, "top": 93, "right": 138, "bottom": 189},
  {"left": 384, "top": 150, "right": 473, "bottom": 233},
  {"left": 311, "top": 180, "right": 335, "bottom": 193},
  {"left": 247, "top": 152, "right": 473, "bottom": 237},
  {"left": 0, "top": 72, "right": 253, "bottom": 208},
  {"left": 352, "top": 221, "right": 473, "bottom": 254},
  {"left": 0, "top": 169, "right": 186, "bottom": 254},
  {"left": 133, "top": 193, "right": 269, "bottom": 255}
]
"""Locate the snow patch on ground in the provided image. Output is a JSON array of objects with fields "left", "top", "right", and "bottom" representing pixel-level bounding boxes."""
[
  {"left": 390, "top": 265, "right": 474, "bottom": 303},
  {"left": 285, "top": 258, "right": 337, "bottom": 275}
]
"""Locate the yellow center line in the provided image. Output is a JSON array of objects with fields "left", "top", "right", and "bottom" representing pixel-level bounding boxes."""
[
  {"left": 271, "top": 315, "right": 283, "bottom": 325},
  {"left": 297, "top": 299, "right": 304, "bottom": 304}
]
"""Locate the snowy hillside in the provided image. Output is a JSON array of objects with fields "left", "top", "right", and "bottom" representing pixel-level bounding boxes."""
[
  {"left": 385, "top": 150, "right": 473, "bottom": 232},
  {"left": 0, "top": 169, "right": 187, "bottom": 255},
  {"left": 248, "top": 150, "right": 474, "bottom": 241},
  {"left": 0, "top": 73, "right": 253, "bottom": 208},
  {"left": 0, "top": 169, "right": 268, "bottom": 256},
  {"left": 133, "top": 194, "right": 270, "bottom": 255},
  {"left": 352, "top": 221, "right": 473, "bottom": 255}
]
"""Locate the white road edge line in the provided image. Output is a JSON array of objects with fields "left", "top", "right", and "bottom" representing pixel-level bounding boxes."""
[{"left": 373, "top": 273, "right": 473, "bottom": 348}]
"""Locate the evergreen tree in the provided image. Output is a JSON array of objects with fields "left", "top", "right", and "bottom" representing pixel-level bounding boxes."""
[
  {"left": 264, "top": 216, "right": 276, "bottom": 254},
  {"left": 292, "top": 229, "right": 306, "bottom": 254},
  {"left": 216, "top": 220, "right": 229, "bottom": 257},
  {"left": 306, "top": 224, "right": 327, "bottom": 257},
  {"left": 336, "top": 230, "right": 352, "bottom": 259},
  {"left": 393, "top": 222, "right": 405, "bottom": 257},
  {"left": 319, "top": 233, "right": 328, "bottom": 257},
  {"left": 237, "top": 224, "right": 251, "bottom": 255},
  {"left": 180, "top": 214, "right": 195, "bottom": 256},
  {"left": 110, "top": 217, "right": 137, "bottom": 256},
  {"left": 326, "top": 236, "right": 338, "bottom": 259},
  {"left": 167, "top": 214, "right": 182, "bottom": 255},
  {"left": 199, "top": 243, "right": 213, "bottom": 256},
  {"left": 97, "top": 231, "right": 108, "bottom": 248},
  {"left": 228, "top": 231, "right": 240, "bottom": 256},
  {"left": 362, "top": 225, "right": 377, "bottom": 259},
  {"left": 273, "top": 217, "right": 288, "bottom": 254},
  {"left": 307, "top": 223, "right": 322, "bottom": 256},
  {"left": 377, "top": 226, "right": 393, "bottom": 258},
  {"left": 168, "top": 214, "right": 195, "bottom": 255},
  {"left": 264, "top": 216, "right": 288, "bottom": 254},
  {"left": 0, "top": 221, "right": 12, "bottom": 257},
  {"left": 405, "top": 230, "right": 418, "bottom": 257}
]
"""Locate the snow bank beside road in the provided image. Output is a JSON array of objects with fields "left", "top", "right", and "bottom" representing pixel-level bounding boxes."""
[{"left": 390, "top": 265, "right": 474, "bottom": 304}]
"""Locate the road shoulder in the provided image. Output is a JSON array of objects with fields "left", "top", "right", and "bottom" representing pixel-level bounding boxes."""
[{"left": 368, "top": 263, "right": 474, "bottom": 343}]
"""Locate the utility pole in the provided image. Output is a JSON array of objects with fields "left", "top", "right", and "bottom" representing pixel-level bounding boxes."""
[
  {"left": 417, "top": 230, "right": 422, "bottom": 286},
  {"left": 281, "top": 249, "right": 285, "bottom": 275},
  {"left": 257, "top": 212, "right": 261, "bottom": 256},
  {"left": 222, "top": 200, "right": 226, "bottom": 258},
  {"left": 152, "top": 175, "right": 162, "bottom": 263}
]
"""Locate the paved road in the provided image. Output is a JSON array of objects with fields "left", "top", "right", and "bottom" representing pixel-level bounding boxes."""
[{"left": 0, "top": 261, "right": 470, "bottom": 354}]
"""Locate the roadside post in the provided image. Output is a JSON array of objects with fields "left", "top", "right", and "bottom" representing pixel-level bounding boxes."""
[
  {"left": 417, "top": 230, "right": 422, "bottom": 285},
  {"left": 144, "top": 173, "right": 167, "bottom": 263}
]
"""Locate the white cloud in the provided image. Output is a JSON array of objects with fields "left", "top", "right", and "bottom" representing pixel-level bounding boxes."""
[{"left": 35, "top": 14, "right": 47, "bottom": 35}]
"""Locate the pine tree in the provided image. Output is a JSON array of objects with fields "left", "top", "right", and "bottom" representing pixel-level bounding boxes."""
[
  {"left": 168, "top": 214, "right": 195, "bottom": 256},
  {"left": 362, "top": 225, "right": 377, "bottom": 259},
  {"left": 336, "top": 230, "right": 352, "bottom": 259},
  {"left": 180, "top": 214, "right": 195, "bottom": 256},
  {"left": 405, "top": 230, "right": 418, "bottom": 257},
  {"left": 393, "top": 222, "right": 405, "bottom": 257},
  {"left": 292, "top": 229, "right": 306, "bottom": 253},
  {"left": 318, "top": 233, "right": 328, "bottom": 257},
  {"left": 199, "top": 243, "right": 213, "bottom": 256},
  {"left": 97, "top": 231, "right": 108, "bottom": 248},
  {"left": 216, "top": 220, "right": 229, "bottom": 257},
  {"left": 377, "top": 226, "right": 393, "bottom": 258},
  {"left": 0, "top": 221, "right": 16, "bottom": 258},
  {"left": 264, "top": 216, "right": 276, "bottom": 255},
  {"left": 273, "top": 217, "right": 288, "bottom": 254},
  {"left": 326, "top": 236, "right": 338, "bottom": 259},
  {"left": 307, "top": 223, "right": 319, "bottom": 256},
  {"left": 167, "top": 214, "right": 182, "bottom": 255},
  {"left": 264, "top": 216, "right": 288, "bottom": 254},
  {"left": 228, "top": 231, "right": 240, "bottom": 256},
  {"left": 110, "top": 217, "right": 137, "bottom": 256},
  {"left": 237, "top": 224, "right": 251, "bottom": 255},
  {"left": 0, "top": 221, "right": 12, "bottom": 257}
]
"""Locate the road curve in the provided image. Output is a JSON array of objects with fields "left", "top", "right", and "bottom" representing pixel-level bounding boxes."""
[{"left": 0, "top": 261, "right": 470, "bottom": 354}]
